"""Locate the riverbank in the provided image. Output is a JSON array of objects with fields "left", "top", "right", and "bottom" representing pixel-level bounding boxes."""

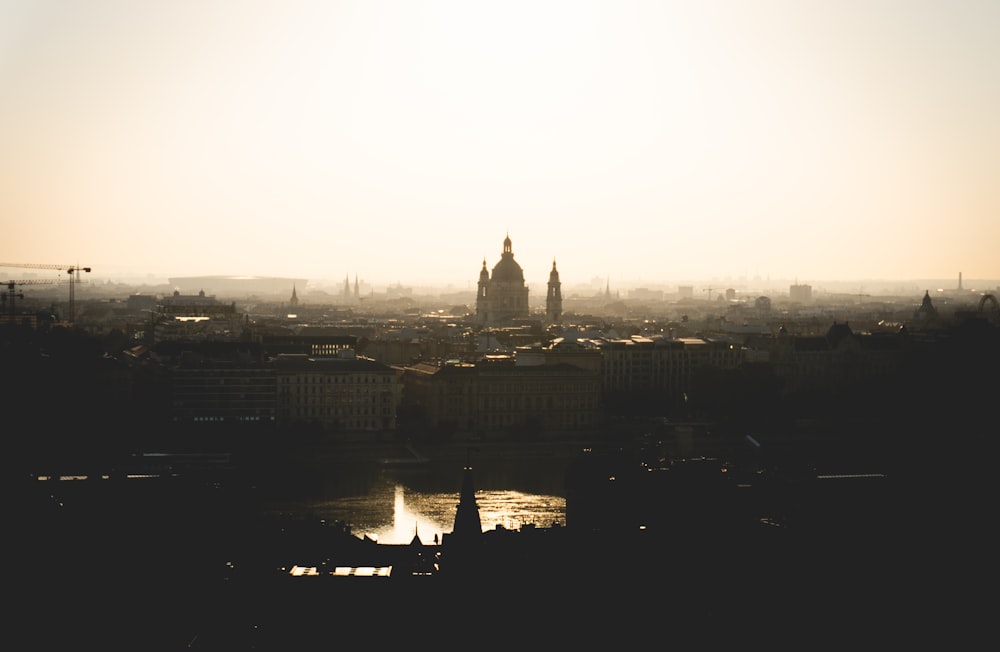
[{"left": 270, "top": 435, "right": 608, "bottom": 470}]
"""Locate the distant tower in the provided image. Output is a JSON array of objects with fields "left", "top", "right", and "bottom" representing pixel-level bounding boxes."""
[
  {"left": 605, "top": 277, "right": 611, "bottom": 299},
  {"left": 546, "top": 259, "right": 562, "bottom": 325},
  {"left": 289, "top": 284, "right": 299, "bottom": 308},
  {"left": 790, "top": 283, "right": 812, "bottom": 303},
  {"left": 476, "top": 258, "right": 490, "bottom": 323},
  {"left": 354, "top": 274, "right": 360, "bottom": 300},
  {"left": 959, "top": 272, "right": 963, "bottom": 291},
  {"left": 343, "top": 274, "right": 351, "bottom": 299},
  {"left": 915, "top": 290, "right": 938, "bottom": 320}
]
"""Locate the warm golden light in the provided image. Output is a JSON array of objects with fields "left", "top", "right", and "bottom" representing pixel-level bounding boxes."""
[
  {"left": 350, "top": 484, "right": 566, "bottom": 545},
  {"left": 2, "top": 1, "right": 997, "bottom": 282}
]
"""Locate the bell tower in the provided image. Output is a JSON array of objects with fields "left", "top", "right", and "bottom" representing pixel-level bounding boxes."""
[{"left": 546, "top": 259, "right": 562, "bottom": 325}]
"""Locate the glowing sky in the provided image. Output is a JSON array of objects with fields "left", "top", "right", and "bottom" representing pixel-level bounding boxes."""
[{"left": 2, "top": 0, "right": 998, "bottom": 289}]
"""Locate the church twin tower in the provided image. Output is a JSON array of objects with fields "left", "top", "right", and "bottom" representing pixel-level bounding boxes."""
[{"left": 475, "top": 234, "right": 562, "bottom": 327}]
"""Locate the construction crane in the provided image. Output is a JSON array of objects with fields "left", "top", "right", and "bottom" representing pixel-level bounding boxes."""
[
  {"left": 3, "top": 279, "right": 61, "bottom": 317},
  {"left": 0, "top": 262, "right": 91, "bottom": 322},
  {"left": 3, "top": 281, "right": 24, "bottom": 317},
  {"left": 65, "top": 265, "right": 91, "bottom": 322}
]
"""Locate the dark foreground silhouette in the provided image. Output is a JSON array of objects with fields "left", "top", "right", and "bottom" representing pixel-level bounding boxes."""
[{"left": 14, "top": 440, "right": 990, "bottom": 650}]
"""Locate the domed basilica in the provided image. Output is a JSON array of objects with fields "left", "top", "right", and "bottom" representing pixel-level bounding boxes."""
[{"left": 475, "top": 234, "right": 562, "bottom": 327}]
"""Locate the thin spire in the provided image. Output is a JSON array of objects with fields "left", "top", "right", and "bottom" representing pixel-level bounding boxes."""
[{"left": 452, "top": 448, "right": 483, "bottom": 541}]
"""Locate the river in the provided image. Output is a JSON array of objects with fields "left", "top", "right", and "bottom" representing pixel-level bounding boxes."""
[{"left": 253, "top": 440, "right": 589, "bottom": 544}]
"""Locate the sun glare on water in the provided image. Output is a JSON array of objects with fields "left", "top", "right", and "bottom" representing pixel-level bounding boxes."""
[{"left": 367, "top": 485, "right": 566, "bottom": 545}]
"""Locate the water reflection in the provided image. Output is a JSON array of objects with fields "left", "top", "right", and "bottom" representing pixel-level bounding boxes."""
[
  {"left": 263, "top": 445, "right": 579, "bottom": 544},
  {"left": 310, "top": 477, "right": 566, "bottom": 545}
]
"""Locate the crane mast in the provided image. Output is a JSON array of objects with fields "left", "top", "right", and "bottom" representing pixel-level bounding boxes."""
[
  {"left": 0, "top": 262, "right": 91, "bottom": 323},
  {"left": 3, "top": 279, "right": 61, "bottom": 317}
]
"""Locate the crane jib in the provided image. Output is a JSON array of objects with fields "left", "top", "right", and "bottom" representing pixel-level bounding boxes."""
[{"left": 0, "top": 262, "right": 92, "bottom": 322}]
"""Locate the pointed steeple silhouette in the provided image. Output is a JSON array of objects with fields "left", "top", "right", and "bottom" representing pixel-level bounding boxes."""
[{"left": 451, "top": 448, "right": 483, "bottom": 541}]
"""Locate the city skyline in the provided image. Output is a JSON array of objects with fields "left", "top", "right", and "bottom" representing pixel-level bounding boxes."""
[
  {"left": 3, "top": 1, "right": 999, "bottom": 287},
  {"left": 3, "top": 256, "right": 997, "bottom": 299}
]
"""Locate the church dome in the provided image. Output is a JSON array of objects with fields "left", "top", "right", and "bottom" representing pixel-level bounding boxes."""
[
  {"left": 492, "top": 256, "right": 524, "bottom": 283},
  {"left": 490, "top": 235, "right": 525, "bottom": 283}
]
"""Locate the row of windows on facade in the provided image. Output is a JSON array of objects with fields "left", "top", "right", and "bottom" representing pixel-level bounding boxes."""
[
  {"left": 170, "top": 347, "right": 884, "bottom": 400},
  {"left": 189, "top": 416, "right": 274, "bottom": 422},
  {"left": 283, "top": 408, "right": 393, "bottom": 417},
  {"left": 187, "top": 412, "right": 390, "bottom": 428},
  {"left": 476, "top": 396, "right": 597, "bottom": 410},
  {"left": 163, "top": 339, "right": 907, "bottom": 429},
  {"left": 278, "top": 388, "right": 395, "bottom": 397},
  {"left": 174, "top": 374, "right": 393, "bottom": 384},
  {"left": 285, "top": 397, "right": 395, "bottom": 406},
  {"left": 478, "top": 413, "right": 591, "bottom": 428},
  {"left": 175, "top": 394, "right": 393, "bottom": 404},
  {"left": 471, "top": 382, "right": 595, "bottom": 394},
  {"left": 280, "top": 375, "right": 393, "bottom": 384}
]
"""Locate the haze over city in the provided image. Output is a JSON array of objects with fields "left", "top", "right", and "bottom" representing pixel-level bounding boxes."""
[{"left": 2, "top": 1, "right": 999, "bottom": 289}]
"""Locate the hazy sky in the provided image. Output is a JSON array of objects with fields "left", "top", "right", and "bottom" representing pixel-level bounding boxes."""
[{"left": 2, "top": 0, "right": 998, "bottom": 289}]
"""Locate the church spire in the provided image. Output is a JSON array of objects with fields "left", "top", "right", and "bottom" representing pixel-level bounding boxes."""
[
  {"left": 546, "top": 258, "right": 562, "bottom": 325},
  {"left": 451, "top": 450, "right": 483, "bottom": 541}
]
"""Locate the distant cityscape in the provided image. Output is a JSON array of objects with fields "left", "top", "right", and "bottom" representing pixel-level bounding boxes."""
[
  {"left": 7, "top": 269, "right": 999, "bottom": 302},
  {"left": 3, "top": 237, "right": 997, "bottom": 464},
  {"left": 4, "top": 232, "right": 999, "bottom": 310}
]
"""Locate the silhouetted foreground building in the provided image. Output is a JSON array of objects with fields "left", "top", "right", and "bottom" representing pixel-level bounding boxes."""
[
  {"left": 19, "top": 434, "right": 984, "bottom": 649},
  {"left": 229, "top": 444, "right": 901, "bottom": 588}
]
